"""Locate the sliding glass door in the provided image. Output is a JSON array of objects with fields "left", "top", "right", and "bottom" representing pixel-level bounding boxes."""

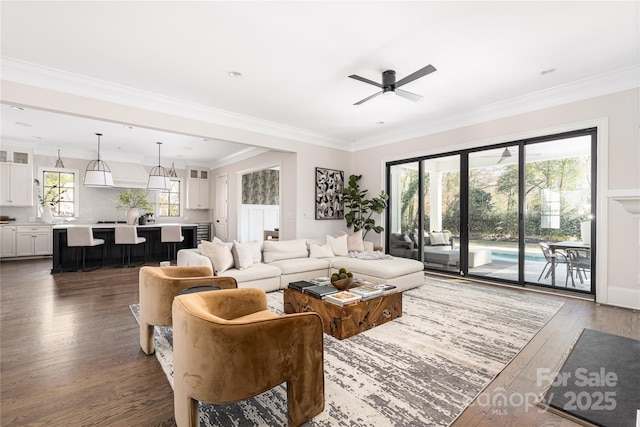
[
  {"left": 467, "top": 146, "right": 520, "bottom": 282},
  {"left": 386, "top": 128, "right": 596, "bottom": 295},
  {"left": 524, "top": 135, "right": 593, "bottom": 291}
]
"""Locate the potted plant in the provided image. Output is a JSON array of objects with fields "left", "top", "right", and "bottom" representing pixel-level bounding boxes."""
[
  {"left": 342, "top": 174, "right": 389, "bottom": 238},
  {"left": 34, "top": 179, "right": 67, "bottom": 223},
  {"left": 113, "top": 188, "right": 153, "bottom": 225}
]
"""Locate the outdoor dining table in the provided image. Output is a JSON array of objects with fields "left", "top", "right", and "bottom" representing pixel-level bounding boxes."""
[{"left": 548, "top": 241, "right": 591, "bottom": 286}]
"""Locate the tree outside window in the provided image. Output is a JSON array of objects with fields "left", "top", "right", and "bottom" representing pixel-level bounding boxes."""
[
  {"left": 158, "top": 180, "right": 180, "bottom": 217},
  {"left": 41, "top": 171, "right": 75, "bottom": 217}
]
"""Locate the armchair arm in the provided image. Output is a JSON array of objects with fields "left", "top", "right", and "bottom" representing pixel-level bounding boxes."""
[
  {"left": 200, "top": 288, "right": 269, "bottom": 320},
  {"left": 159, "top": 265, "right": 212, "bottom": 278}
]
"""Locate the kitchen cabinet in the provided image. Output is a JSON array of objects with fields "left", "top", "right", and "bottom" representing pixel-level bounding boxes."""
[
  {"left": 1, "top": 225, "right": 17, "bottom": 258},
  {"left": 186, "top": 167, "right": 210, "bottom": 209},
  {"left": 16, "top": 225, "right": 51, "bottom": 256},
  {"left": 0, "top": 146, "right": 33, "bottom": 207},
  {"left": 0, "top": 147, "right": 31, "bottom": 164}
]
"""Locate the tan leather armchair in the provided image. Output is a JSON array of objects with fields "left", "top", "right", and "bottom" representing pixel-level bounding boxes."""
[
  {"left": 139, "top": 266, "right": 237, "bottom": 355},
  {"left": 172, "top": 288, "right": 324, "bottom": 427}
]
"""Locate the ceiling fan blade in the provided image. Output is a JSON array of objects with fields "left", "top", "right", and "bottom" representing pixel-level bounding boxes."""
[
  {"left": 348, "top": 74, "right": 383, "bottom": 88},
  {"left": 497, "top": 148, "right": 512, "bottom": 164},
  {"left": 395, "top": 64, "right": 437, "bottom": 88},
  {"left": 354, "top": 91, "right": 383, "bottom": 105},
  {"left": 395, "top": 89, "right": 423, "bottom": 102}
]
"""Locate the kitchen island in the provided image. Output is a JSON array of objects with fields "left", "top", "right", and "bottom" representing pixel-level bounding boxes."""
[{"left": 51, "top": 223, "right": 198, "bottom": 272}]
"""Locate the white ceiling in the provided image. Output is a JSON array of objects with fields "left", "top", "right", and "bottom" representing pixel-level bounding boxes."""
[{"left": 1, "top": 1, "right": 638, "bottom": 167}]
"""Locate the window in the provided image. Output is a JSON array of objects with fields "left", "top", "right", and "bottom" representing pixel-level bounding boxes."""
[
  {"left": 41, "top": 169, "right": 77, "bottom": 217},
  {"left": 158, "top": 179, "right": 181, "bottom": 217}
]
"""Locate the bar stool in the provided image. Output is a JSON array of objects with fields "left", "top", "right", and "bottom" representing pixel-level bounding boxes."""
[
  {"left": 66, "top": 227, "right": 105, "bottom": 272},
  {"left": 161, "top": 225, "right": 184, "bottom": 263},
  {"left": 114, "top": 226, "right": 146, "bottom": 267}
]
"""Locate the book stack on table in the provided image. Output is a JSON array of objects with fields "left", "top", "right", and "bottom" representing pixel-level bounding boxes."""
[
  {"left": 349, "top": 284, "right": 384, "bottom": 301},
  {"left": 325, "top": 291, "right": 361, "bottom": 306},
  {"left": 288, "top": 280, "right": 338, "bottom": 299}
]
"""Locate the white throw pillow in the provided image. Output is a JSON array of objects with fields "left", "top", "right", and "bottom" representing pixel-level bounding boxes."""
[
  {"left": 309, "top": 243, "right": 334, "bottom": 258},
  {"left": 201, "top": 241, "right": 234, "bottom": 275},
  {"left": 340, "top": 229, "right": 365, "bottom": 252},
  {"left": 242, "top": 240, "right": 262, "bottom": 263},
  {"left": 429, "top": 232, "right": 447, "bottom": 246},
  {"left": 232, "top": 240, "right": 254, "bottom": 270},
  {"left": 326, "top": 234, "right": 349, "bottom": 256}
]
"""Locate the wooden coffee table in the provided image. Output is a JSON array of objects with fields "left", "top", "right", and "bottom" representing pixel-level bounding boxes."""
[{"left": 283, "top": 288, "right": 402, "bottom": 340}]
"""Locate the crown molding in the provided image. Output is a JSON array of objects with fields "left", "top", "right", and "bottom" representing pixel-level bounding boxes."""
[
  {"left": 2, "top": 57, "right": 637, "bottom": 153},
  {"left": 350, "top": 65, "right": 639, "bottom": 151},
  {"left": 0, "top": 57, "right": 346, "bottom": 149}
]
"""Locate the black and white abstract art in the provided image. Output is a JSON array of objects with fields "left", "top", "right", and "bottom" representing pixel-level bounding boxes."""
[{"left": 315, "top": 167, "right": 344, "bottom": 220}]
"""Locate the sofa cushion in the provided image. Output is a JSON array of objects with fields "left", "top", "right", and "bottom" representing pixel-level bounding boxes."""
[
  {"left": 326, "top": 234, "right": 348, "bottom": 256},
  {"left": 268, "top": 257, "right": 330, "bottom": 275},
  {"left": 263, "top": 239, "right": 308, "bottom": 263},
  {"left": 339, "top": 229, "right": 365, "bottom": 252},
  {"left": 232, "top": 241, "right": 254, "bottom": 270},
  {"left": 221, "top": 263, "right": 281, "bottom": 282},
  {"left": 241, "top": 240, "right": 262, "bottom": 263},
  {"left": 429, "top": 231, "right": 450, "bottom": 246},
  {"left": 331, "top": 257, "right": 423, "bottom": 280},
  {"left": 309, "top": 243, "right": 334, "bottom": 258},
  {"left": 202, "top": 241, "right": 234, "bottom": 275}
]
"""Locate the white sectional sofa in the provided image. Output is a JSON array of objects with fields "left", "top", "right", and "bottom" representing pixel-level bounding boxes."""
[{"left": 177, "top": 234, "right": 424, "bottom": 293}]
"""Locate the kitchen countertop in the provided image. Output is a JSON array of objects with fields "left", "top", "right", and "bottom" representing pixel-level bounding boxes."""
[{"left": 52, "top": 223, "right": 198, "bottom": 229}]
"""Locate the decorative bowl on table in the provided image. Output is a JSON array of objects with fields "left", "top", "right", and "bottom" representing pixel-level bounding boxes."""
[{"left": 331, "top": 277, "right": 353, "bottom": 291}]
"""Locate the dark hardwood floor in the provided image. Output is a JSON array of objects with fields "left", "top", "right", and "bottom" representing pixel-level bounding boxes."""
[{"left": 1, "top": 258, "right": 638, "bottom": 426}]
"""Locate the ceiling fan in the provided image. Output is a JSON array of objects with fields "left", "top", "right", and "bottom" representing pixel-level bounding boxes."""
[
  {"left": 348, "top": 64, "right": 437, "bottom": 105},
  {"left": 481, "top": 147, "right": 542, "bottom": 164}
]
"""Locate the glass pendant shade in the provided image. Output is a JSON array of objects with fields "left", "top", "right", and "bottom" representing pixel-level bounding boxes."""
[
  {"left": 147, "top": 142, "right": 171, "bottom": 190},
  {"left": 84, "top": 133, "right": 114, "bottom": 187}
]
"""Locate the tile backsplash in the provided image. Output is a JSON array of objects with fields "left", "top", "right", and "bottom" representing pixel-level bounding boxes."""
[{"left": 1, "top": 185, "right": 211, "bottom": 224}]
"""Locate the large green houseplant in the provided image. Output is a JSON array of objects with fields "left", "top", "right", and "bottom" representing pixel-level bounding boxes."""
[
  {"left": 113, "top": 188, "right": 153, "bottom": 225},
  {"left": 342, "top": 174, "right": 389, "bottom": 238}
]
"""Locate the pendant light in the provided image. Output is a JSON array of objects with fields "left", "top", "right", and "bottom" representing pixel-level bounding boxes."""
[
  {"left": 168, "top": 162, "right": 177, "bottom": 178},
  {"left": 84, "top": 133, "right": 114, "bottom": 187},
  {"left": 147, "top": 142, "right": 171, "bottom": 190},
  {"left": 54, "top": 149, "right": 65, "bottom": 168}
]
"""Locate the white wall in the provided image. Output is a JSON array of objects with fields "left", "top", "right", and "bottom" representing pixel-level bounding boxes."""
[{"left": 353, "top": 88, "right": 640, "bottom": 309}]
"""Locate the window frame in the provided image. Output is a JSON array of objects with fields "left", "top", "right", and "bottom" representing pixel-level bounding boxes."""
[
  {"left": 37, "top": 166, "right": 80, "bottom": 218},
  {"left": 157, "top": 178, "right": 182, "bottom": 218}
]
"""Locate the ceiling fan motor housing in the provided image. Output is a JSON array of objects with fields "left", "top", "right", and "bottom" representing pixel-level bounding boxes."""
[{"left": 382, "top": 70, "right": 396, "bottom": 92}]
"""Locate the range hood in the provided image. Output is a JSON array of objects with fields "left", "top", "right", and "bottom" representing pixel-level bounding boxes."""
[{"left": 109, "top": 161, "right": 150, "bottom": 189}]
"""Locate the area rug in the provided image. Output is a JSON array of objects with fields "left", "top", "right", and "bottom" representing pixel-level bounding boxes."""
[
  {"left": 541, "top": 328, "right": 640, "bottom": 427},
  {"left": 130, "top": 276, "right": 564, "bottom": 426}
]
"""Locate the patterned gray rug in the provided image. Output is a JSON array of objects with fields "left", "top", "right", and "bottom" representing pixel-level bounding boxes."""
[{"left": 130, "top": 276, "right": 564, "bottom": 426}]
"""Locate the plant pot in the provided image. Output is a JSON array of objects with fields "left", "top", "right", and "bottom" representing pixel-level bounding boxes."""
[
  {"left": 40, "top": 204, "right": 53, "bottom": 224},
  {"left": 125, "top": 208, "right": 139, "bottom": 225}
]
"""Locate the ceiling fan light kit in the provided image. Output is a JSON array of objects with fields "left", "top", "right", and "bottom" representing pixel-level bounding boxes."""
[
  {"left": 349, "top": 64, "right": 437, "bottom": 105},
  {"left": 83, "top": 133, "right": 114, "bottom": 187}
]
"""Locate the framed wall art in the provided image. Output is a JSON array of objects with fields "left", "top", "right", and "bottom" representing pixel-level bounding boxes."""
[{"left": 315, "top": 167, "right": 344, "bottom": 220}]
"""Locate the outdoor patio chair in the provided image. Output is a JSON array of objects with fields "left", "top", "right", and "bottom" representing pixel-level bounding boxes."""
[
  {"left": 566, "top": 248, "right": 591, "bottom": 284},
  {"left": 539, "top": 242, "right": 574, "bottom": 287}
]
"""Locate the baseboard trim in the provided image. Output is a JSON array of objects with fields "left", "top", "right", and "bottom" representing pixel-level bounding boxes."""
[{"left": 606, "top": 286, "right": 640, "bottom": 310}]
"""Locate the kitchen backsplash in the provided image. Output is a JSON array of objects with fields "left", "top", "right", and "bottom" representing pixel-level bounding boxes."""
[{"left": 1, "top": 186, "right": 211, "bottom": 224}]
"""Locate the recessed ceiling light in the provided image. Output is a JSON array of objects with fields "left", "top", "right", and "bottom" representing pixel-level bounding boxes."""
[
  {"left": 32, "top": 136, "right": 42, "bottom": 139},
  {"left": 15, "top": 122, "right": 32, "bottom": 127},
  {"left": 228, "top": 71, "right": 243, "bottom": 78},
  {"left": 184, "top": 147, "right": 193, "bottom": 150},
  {"left": 11, "top": 105, "right": 25, "bottom": 111},
  {"left": 540, "top": 68, "right": 556, "bottom": 76},
  {"left": 123, "top": 125, "right": 134, "bottom": 130},
  {"left": 376, "top": 121, "right": 385, "bottom": 125}
]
